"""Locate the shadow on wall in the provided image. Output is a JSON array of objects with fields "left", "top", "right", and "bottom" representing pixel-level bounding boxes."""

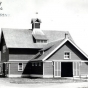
[
  {"left": 22, "top": 61, "right": 43, "bottom": 78},
  {"left": 22, "top": 61, "right": 31, "bottom": 78}
]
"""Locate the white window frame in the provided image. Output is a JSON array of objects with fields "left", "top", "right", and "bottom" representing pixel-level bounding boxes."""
[
  {"left": 18, "top": 63, "right": 23, "bottom": 71},
  {"left": 64, "top": 51, "right": 71, "bottom": 59},
  {"left": 3, "top": 45, "right": 6, "bottom": 53}
]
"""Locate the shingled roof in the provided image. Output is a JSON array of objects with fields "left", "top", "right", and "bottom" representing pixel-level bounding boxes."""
[
  {"left": 30, "top": 38, "right": 88, "bottom": 61},
  {"left": 1, "top": 28, "right": 72, "bottom": 49}
]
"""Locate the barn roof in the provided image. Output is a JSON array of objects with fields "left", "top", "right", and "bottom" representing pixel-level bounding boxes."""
[
  {"left": 2, "top": 29, "right": 72, "bottom": 49},
  {"left": 30, "top": 38, "right": 88, "bottom": 61}
]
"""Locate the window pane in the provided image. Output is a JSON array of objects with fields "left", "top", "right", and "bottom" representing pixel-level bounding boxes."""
[
  {"left": 64, "top": 52, "right": 70, "bottom": 59},
  {"left": 67, "top": 53, "right": 69, "bottom": 55},
  {"left": 19, "top": 63, "right": 22, "bottom": 65},
  {"left": 39, "top": 62, "right": 41, "bottom": 66},
  {"left": 18, "top": 63, "right": 23, "bottom": 71}
]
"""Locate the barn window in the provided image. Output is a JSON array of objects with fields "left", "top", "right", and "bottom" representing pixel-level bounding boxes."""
[
  {"left": 36, "top": 40, "right": 47, "bottom": 43},
  {"left": 64, "top": 52, "right": 70, "bottom": 59},
  {"left": 18, "top": 63, "right": 23, "bottom": 71},
  {"left": 35, "top": 63, "right": 37, "bottom": 66},
  {"left": 32, "top": 63, "right": 34, "bottom": 66},
  {"left": 3, "top": 45, "right": 6, "bottom": 53},
  {"left": 39, "top": 62, "right": 41, "bottom": 66}
]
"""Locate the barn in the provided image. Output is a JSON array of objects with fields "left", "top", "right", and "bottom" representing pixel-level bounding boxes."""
[
  {"left": 1, "top": 18, "right": 88, "bottom": 78},
  {"left": 1, "top": 18, "right": 73, "bottom": 77},
  {"left": 29, "top": 37, "right": 88, "bottom": 78}
]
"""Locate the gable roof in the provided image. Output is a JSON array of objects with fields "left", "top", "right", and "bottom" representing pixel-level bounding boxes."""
[
  {"left": 2, "top": 29, "right": 72, "bottom": 49},
  {"left": 31, "top": 18, "right": 41, "bottom": 23},
  {"left": 30, "top": 38, "right": 88, "bottom": 61},
  {"left": 30, "top": 39, "right": 65, "bottom": 61}
]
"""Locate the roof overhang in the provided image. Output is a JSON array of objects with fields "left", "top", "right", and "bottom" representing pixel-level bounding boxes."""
[{"left": 42, "top": 38, "right": 88, "bottom": 61}]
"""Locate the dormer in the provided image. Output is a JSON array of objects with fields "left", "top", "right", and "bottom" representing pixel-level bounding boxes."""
[{"left": 31, "top": 18, "right": 41, "bottom": 29}]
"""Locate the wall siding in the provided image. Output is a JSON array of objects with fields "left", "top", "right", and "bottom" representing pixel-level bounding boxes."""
[
  {"left": 9, "top": 54, "right": 35, "bottom": 60},
  {"left": 80, "top": 62, "right": 88, "bottom": 75},
  {"left": 9, "top": 48, "right": 40, "bottom": 61},
  {"left": 43, "top": 62, "right": 53, "bottom": 76},
  {"left": 29, "top": 62, "right": 43, "bottom": 75},
  {"left": 1, "top": 33, "right": 9, "bottom": 62},
  {"left": 47, "top": 42, "right": 87, "bottom": 61},
  {"left": 9, "top": 63, "right": 27, "bottom": 75}
]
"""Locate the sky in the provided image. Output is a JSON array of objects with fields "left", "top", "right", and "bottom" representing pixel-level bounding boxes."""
[{"left": 0, "top": 0, "right": 88, "bottom": 54}]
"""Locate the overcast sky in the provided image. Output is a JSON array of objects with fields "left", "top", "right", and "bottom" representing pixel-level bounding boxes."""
[{"left": 0, "top": 0, "right": 88, "bottom": 54}]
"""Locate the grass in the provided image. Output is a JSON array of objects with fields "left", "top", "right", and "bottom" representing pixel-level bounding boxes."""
[{"left": 0, "top": 77, "right": 88, "bottom": 84}]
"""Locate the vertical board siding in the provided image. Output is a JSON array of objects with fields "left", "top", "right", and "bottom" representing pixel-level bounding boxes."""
[
  {"left": 80, "top": 62, "right": 88, "bottom": 75},
  {"left": 54, "top": 62, "right": 61, "bottom": 77},
  {"left": 44, "top": 62, "right": 53, "bottom": 76}
]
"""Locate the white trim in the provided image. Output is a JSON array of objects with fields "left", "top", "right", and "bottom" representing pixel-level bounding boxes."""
[
  {"left": 4, "top": 62, "right": 27, "bottom": 64},
  {"left": 73, "top": 62, "right": 74, "bottom": 76},
  {"left": 42, "top": 39, "right": 88, "bottom": 61},
  {"left": 73, "top": 62, "right": 80, "bottom": 77},
  {"left": 7, "top": 74, "right": 22, "bottom": 77},
  {"left": 44, "top": 61, "right": 52, "bottom": 62},
  {"left": 9, "top": 60, "right": 29, "bottom": 62},
  {"left": 7, "top": 74, "right": 30, "bottom": 77},
  {"left": 43, "top": 62, "right": 44, "bottom": 77},
  {"left": 9, "top": 64, "right": 10, "bottom": 75},
  {"left": 18, "top": 63, "right": 23, "bottom": 71},
  {"left": 76, "top": 62, "right": 77, "bottom": 76},
  {"left": 54, "top": 61, "right": 61, "bottom": 77},
  {"left": 53, "top": 60, "right": 88, "bottom": 62},
  {"left": 43, "top": 75, "right": 53, "bottom": 78},
  {"left": 64, "top": 51, "right": 71, "bottom": 60}
]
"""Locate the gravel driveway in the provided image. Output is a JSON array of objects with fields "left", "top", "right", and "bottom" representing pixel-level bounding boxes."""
[{"left": 0, "top": 78, "right": 88, "bottom": 88}]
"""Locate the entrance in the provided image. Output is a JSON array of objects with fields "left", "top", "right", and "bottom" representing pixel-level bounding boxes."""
[{"left": 61, "top": 62, "right": 73, "bottom": 77}]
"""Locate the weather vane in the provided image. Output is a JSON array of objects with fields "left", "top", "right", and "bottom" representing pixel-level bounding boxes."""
[
  {"left": 35, "top": 12, "right": 38, "bottom": 18},
  {"left": 36, "top": 12, "right": 38, "bottom": 14}
]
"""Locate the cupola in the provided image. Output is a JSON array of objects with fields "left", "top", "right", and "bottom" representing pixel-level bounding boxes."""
[
  {"left": 31, "top": 18, "right": 41, "bottom": 29},
  {"left": 31, "top": 18, "right": 48, "bottom": 43}
]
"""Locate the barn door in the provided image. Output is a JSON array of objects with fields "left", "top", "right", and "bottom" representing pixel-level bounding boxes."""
[
  {"left": 73, "top": 62, "right": 80, "bottom": 77},
  {"left": 54, "top": 62, "right": 61, "bottom": 77}
]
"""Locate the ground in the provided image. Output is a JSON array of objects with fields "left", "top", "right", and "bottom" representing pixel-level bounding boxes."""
[{"left": 0, "top": 78, "right": 88, "bottom": 88}]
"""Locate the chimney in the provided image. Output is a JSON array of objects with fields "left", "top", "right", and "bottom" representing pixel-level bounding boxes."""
[{"left": 65, "top": 33, "right": 69, "bottom": 39}]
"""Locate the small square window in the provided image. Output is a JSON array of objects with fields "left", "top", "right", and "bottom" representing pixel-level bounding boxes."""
[
  {"left": 32, "top": 63, "right": 34, "bottom": 66},
  {"left": 35, "top": 63, "right": 37, "bottom": 66},
  {"left": 41, "top": 40, "right": 43, "bottom": 43},
  {"left": 64, "top": 52, "right": 70, "bottom": 59},
  {"left": 39, "top": 62, "right": 41, "bottom": 66},
  {"left": 3, "top": 45, "right": 6, "bottom": 53},
  {"left": 18, "top": 63, "right": 23, "bottom": 71}
]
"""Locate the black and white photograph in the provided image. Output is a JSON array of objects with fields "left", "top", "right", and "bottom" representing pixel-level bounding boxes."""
[{"left": 0, "top": 0, "right": 88, "bottom": 88}]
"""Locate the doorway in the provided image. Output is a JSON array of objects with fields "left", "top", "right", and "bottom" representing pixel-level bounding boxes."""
[{"left": 61, "top": 62, "right": 73, "bottom": 77}]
